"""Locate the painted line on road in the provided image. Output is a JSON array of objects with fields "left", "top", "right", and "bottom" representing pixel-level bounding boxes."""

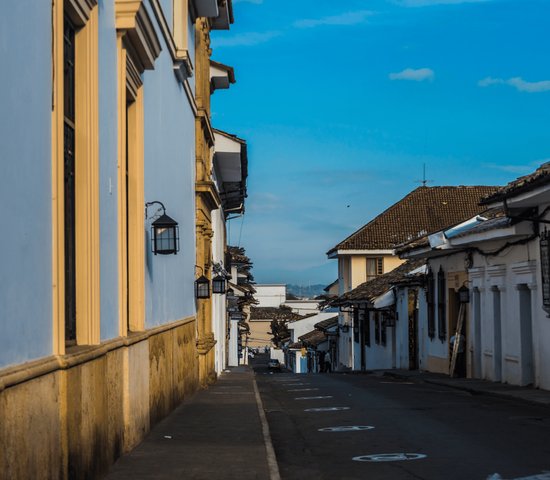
[
  {"left": 353, "top": 453, "right": 427, "bottom": 462},
  {"left": 252, "top": 374, "right": 281, "bottom": 480},
  {"left": 211, "top": 392, "right": 254, "bottom": 395},
  {"left": 294, "top": 396, "right": 333, "bottom": 400},
  {"left": 319, "top": 426, "right": 374, "bottom": 432},
  {"left": 287, "top": 388, "right": 319, "bottom": 392},
  {"left": 305, "top": 407, "right": 350, "bottom": 412}
]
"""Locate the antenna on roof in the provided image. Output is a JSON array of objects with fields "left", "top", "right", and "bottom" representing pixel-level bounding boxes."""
[{"left": 416, "top": 163, "right": 433, "bottom": 187}]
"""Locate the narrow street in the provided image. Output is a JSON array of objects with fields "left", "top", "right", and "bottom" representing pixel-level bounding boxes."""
[{"left": 252, "top": 355, "right": 550, "bottom": 480}]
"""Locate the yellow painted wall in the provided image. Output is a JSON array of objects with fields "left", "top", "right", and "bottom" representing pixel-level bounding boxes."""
[
  {"left": 0, "top": 319, "right": 199, "bottom": 479},
  {"left": 383, "top": 255, "right": 405, "bottom": 274},
  {"left": 247, "top": 320, "right": 273, "bottom": 349}
]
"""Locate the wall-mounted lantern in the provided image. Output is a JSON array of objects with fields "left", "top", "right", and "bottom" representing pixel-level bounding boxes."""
[
  {"left": 195, "top": 275, "right": 210, "bottom": 299},
  {"left": 458, "top": 284, "right": 470, "bottom": 303},
  {"left": 146, "top": 201, "right": 179, "bottom": 255},
  {"left": 194, "top": 266, "right": 210, "bottom": 299},
  {"left": 212, "top": 275, "right": 227, "bottom": 294}
]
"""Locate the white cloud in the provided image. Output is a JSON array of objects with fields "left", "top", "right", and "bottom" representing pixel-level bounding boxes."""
[
  {"left": 293, "top": 10, "right": 374, "bottom": 29},
  {"left": 395, "top": 0, "right": 490, "bottom": 6},
  {"left": 389, "top": 67, "right": 435, "bottom": 82},
  {"left": 213, "top": 30, "right": 281, "bottom": 47},
  {"left": 479, "top": 76, "right": 550, "bottom": 93}
]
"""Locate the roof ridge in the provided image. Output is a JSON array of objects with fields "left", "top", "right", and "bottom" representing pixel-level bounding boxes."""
[{"left": 327, "top": 185, "right": 500, "bottom": 253}]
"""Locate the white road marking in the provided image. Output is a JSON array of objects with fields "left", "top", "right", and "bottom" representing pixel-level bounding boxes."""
[
  {"left": 287, "top": 388, "right": 319, "bottom": 392},
  {"left": 353, "top": 453, "right": 427, "bottom": 462},
  {"left": 294, "top": 396, "right": 333, "bottom": 400},
  {"left": 305, "top": 407, "right": 350, "bottom": 412},
  {"left": 319, "top": 426, "right": 374, "bottom": 432}
]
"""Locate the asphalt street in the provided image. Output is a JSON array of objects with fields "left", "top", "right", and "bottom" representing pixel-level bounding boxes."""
[{"left": 252, "top": 356, "right": 550, "bottom": 480}]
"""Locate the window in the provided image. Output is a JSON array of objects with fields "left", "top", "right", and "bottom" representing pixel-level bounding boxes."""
[
  {"left": 374, "top": 312, "right": 381, "bottom": 344},
  {"left": 426, "top": 268, "right": 435, "bottom": 339},
  {"left": 353, "top": 309, "right": 360, "bottom": 343},
  {"left": 63, "top": 14, "right": 77, "bottom": 344},
  {"left": 364, "top": 311, "right": 371, "bottom": 347},
  {"left": 437, "top": 267, "right": 447, "bottom": 340},
  {"left": 366, "top": 257, "right": 383, "bottom": 282},
  {"left": 540, "top": 230, "right": 550, "bottom": 315},
  {"left": 52, "top": 0, "right": 100, "bottom": 352},
  {"left": 381, "top": 316, "right": 387, "bottom": 346}
]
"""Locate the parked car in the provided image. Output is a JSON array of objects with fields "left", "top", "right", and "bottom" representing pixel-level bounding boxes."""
[{"left": 268, "top": 359, "right": 281, "bottom": 371}]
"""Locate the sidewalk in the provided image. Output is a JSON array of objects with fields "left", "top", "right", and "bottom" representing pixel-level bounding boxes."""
[
  {"left": 377, "top": 369, "right": 550, "bottom": 408},
  {"left": 104, "top": 366, "right": 279, "bottom": 480}
]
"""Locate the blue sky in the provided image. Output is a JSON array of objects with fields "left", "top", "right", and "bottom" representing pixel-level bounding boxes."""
[{"left": 210, "top": 0, "right": 550, "bottom": 286}]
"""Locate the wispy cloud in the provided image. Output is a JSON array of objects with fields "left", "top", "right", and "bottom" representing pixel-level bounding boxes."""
[
  {"left": 483, "top": 160, "right": 547, "bottom": 174},
  {"left": 479, "top": 76, "right": 550, "bottom": 93},
  {"left": 293, "top": 10, "right": 374, "bottom": 29},
  {"left": 214, "top": 30, "right": 282, "bottom": 47},
  {"left": 389, "top": 68, "right": 435, "bottom": 82},
  {"left": 394, "top": 0, "right": 491, "bottom": 6}
]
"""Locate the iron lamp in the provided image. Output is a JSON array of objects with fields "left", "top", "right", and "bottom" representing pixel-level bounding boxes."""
[
  {"left": 195, "top": 275, "right": 210, "bottom": 299},
  {"left": 146, "top": 202, "right": 179, "bottom": 255},
  {"left": 212, "top": 275, "right": 227, "bottom": 294}
]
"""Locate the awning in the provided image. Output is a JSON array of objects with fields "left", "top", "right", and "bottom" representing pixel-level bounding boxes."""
[{"left": 373, "top": 289, "right": 395, "bottom": 309}]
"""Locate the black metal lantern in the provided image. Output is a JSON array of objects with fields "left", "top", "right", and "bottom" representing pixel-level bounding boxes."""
[
  {"left": 146, "top": 202, "right": 179, "bottom": 255},
  {"left": 212, "top": 275, "right": 227, "bottom": 294},
  {"left": 195, "top": 275, "right": 210, "bottom": 299},
  {"left": 458, "top": 285, "right": 470, "bottom": 303}
]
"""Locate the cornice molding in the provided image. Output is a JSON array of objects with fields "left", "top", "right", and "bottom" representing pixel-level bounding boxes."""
[
  {"left": 511, "top": 260, "right": 537, "bottom": 276},
  {"left": 487, "top": 264, "right": 506, "bottom": 278},
  {"left": 197, "top": 108, "right": 215, "bottom": 146},
  {"left": 66, "top": 0, "right": 97, "bottom": 26},
  {"left": 115, "top": 0, "right": 161, "bottom": 72},
  {"left": 196, "top": 180, "right": 222, "bottom": 210}
]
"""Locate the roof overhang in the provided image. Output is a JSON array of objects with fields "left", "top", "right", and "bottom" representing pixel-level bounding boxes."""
[
  {"left": 449, "top": 221, "right": 533, "bottom": 247},
  {"left": 191, "top": 0, "right": 218, "bottom": 18},
  {"left": 213, "top": 129, "right": 248, "bottom": 216},
  {"left": 373, "top": 289, "right": 395, "bottom": 309},
  {"left": 211, "top": 0, "right": 233, "bottom": 30},
  {"left": 210, "top": 60, "right": 235, "bottom": 91},
  {"left": 327, "top": 249, "right": 394, "bottom": 259}
]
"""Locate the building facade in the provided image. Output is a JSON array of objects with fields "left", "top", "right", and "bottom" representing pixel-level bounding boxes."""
[{"left": 0, "top": 0, "right": 245, "bottom": 477}]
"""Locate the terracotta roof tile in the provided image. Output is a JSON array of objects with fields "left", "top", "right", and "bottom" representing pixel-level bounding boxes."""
[
  {"left": 250, "top": 306, "right": 304, "bottom": 321},
  {"left": 299, "top": 330, "right": 327, "bottom": 347},
  {"left": 333, "top": 259, "right": 425, "bottom": 306},
  {"left": 481, "top": 162, "right": 550, "bottom": 204},
  {"left": 314, "top": 316, "right": 338, "bottom": 331},
  {"left": 327, "top": 186, "right": 499, "bottom": 254}
]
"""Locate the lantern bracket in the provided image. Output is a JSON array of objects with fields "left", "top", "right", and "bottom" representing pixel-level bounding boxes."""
[{"left": 145, "top": 201, "right": 166, "bottom": 220}]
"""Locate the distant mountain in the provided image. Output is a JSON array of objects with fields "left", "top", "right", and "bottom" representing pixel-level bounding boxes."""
[{"left": 286, "top": 284, "right": 327, "bottom": 299}]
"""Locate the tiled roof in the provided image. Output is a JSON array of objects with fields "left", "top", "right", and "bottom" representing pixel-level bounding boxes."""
[
  {"left": 332, "top": 259, "right": 426, "bottom": 306},
  {"left": 327, "top": 186, "right": 499, "bottom": 254},
  {"left": 396, "top": 207, "right": 506, "bottom": 254},
  {"left": 299, "top": 330, "right": 327, "bottom": 347},
  {"left": 314, "top": 316, "right": 338, "bottom": 331},
  {"left": 249, "top": 306, "right": 304, "bottom": 321},
  {"left": 481, "top": 162, "right": 550, "bottom": 204}
]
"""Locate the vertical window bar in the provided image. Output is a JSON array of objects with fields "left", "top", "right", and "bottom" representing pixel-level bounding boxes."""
[
  {"left": 64, "top": 15, "right": 77, "bottom": 343},
  {"left": 427, "top": 268, "right": 435, "bottom": 338},
  {"left": 438, "top": 267, "right": 446, "bottom": 340}
]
